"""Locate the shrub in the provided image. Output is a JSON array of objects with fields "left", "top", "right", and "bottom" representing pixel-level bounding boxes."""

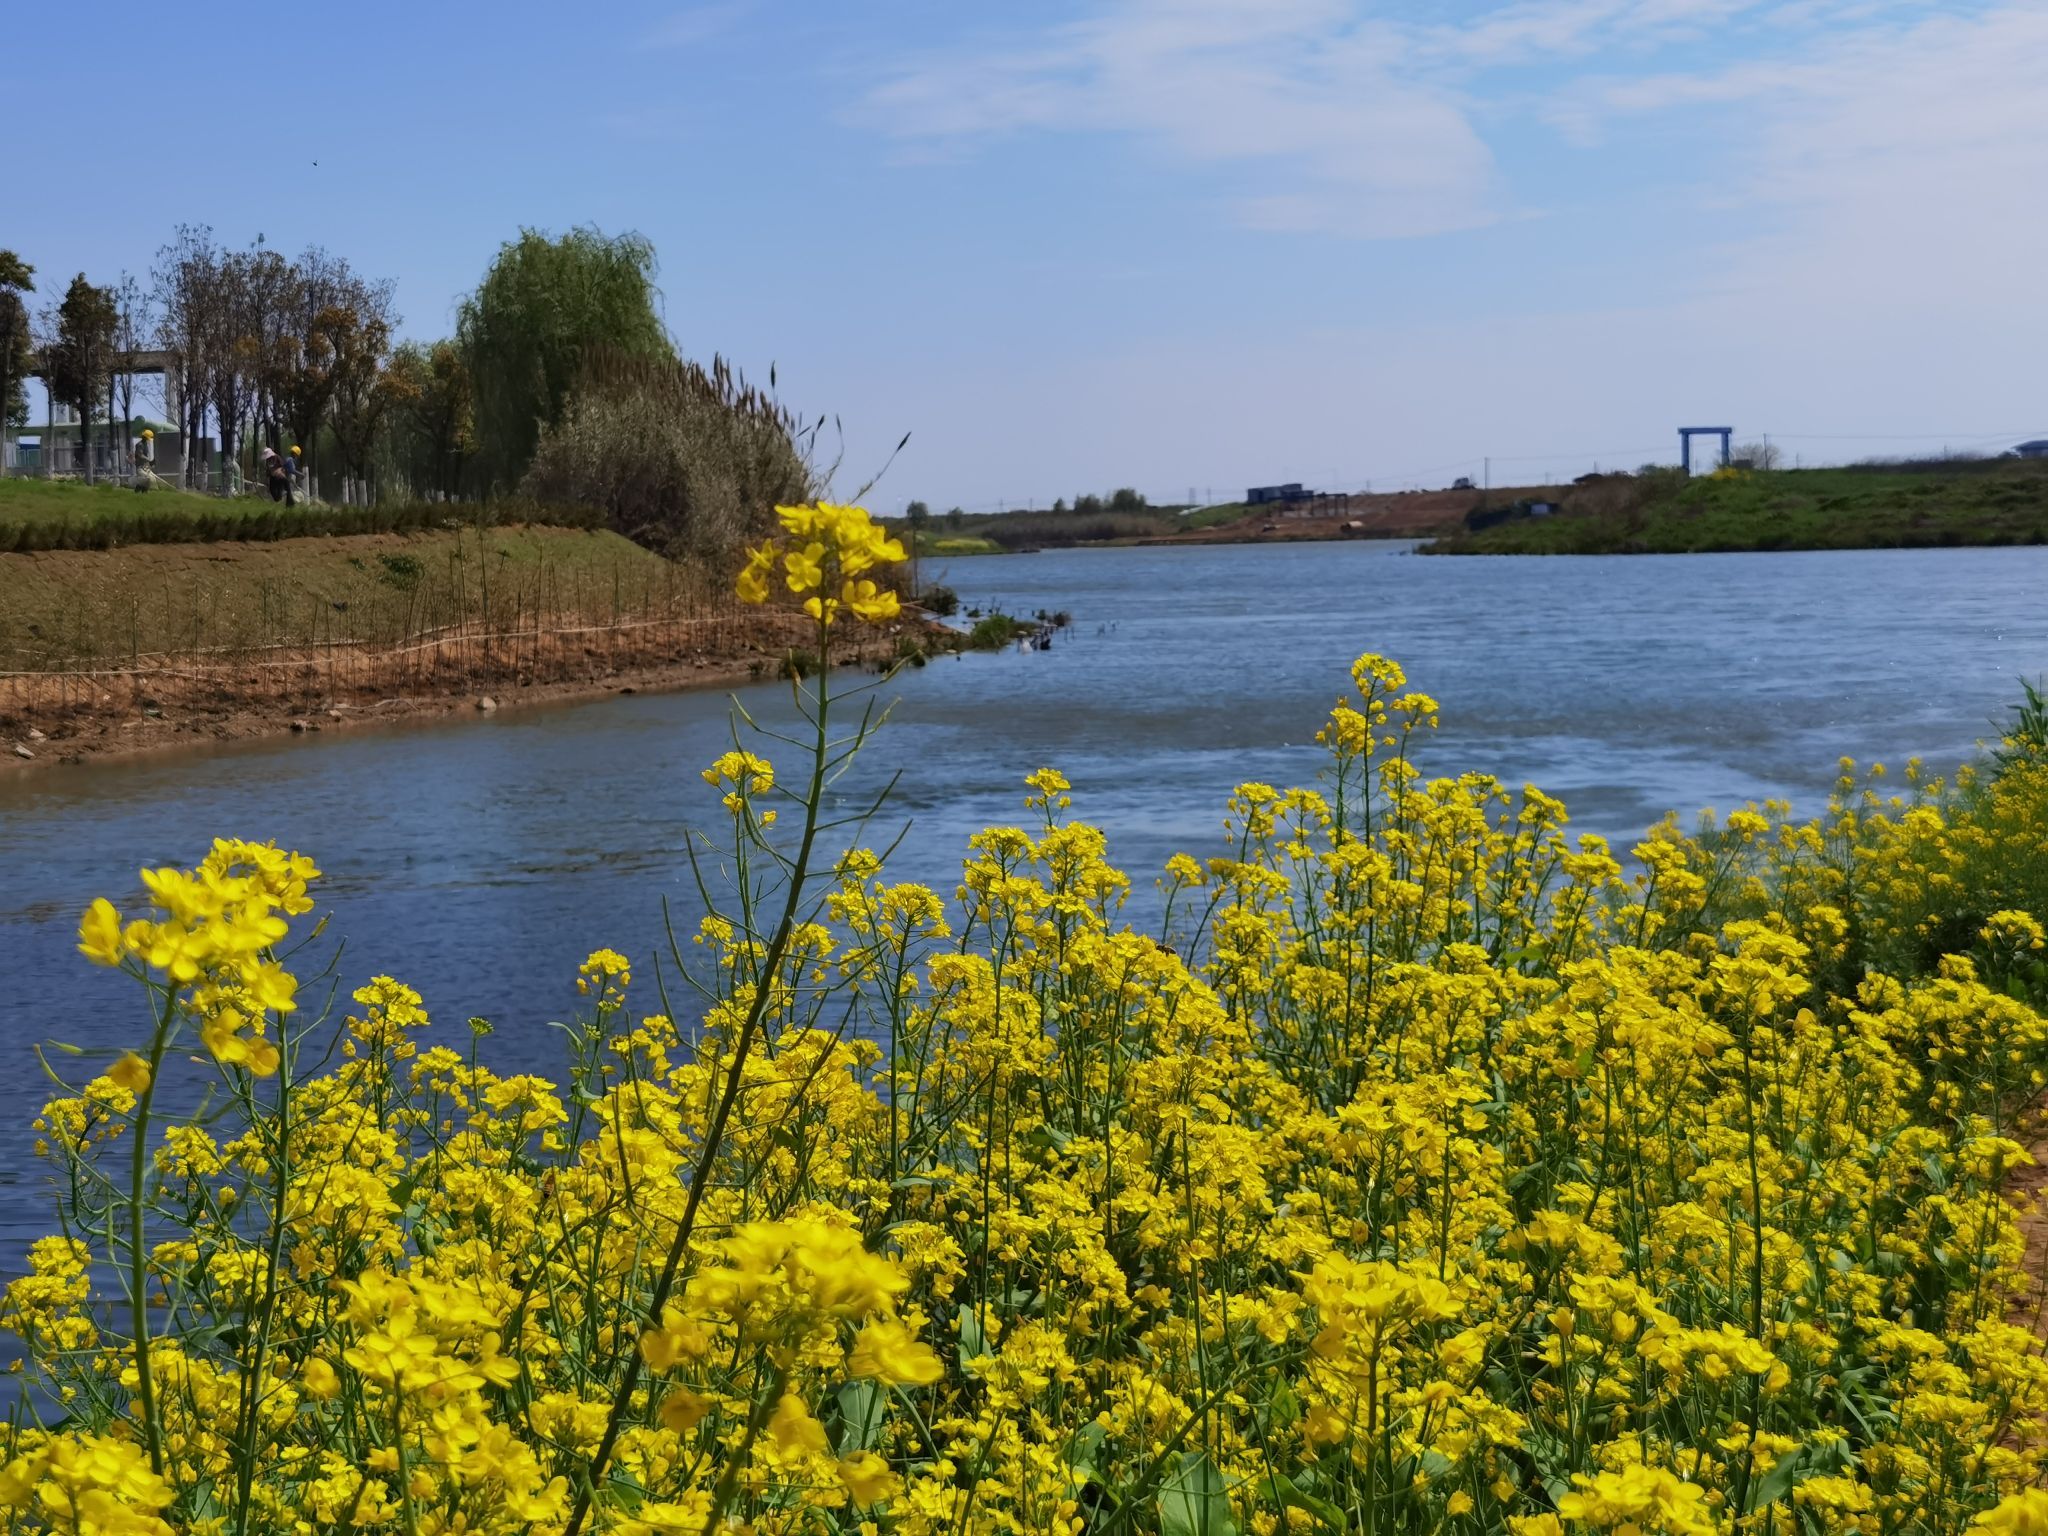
[
  {"left": 520, "top": 352, "right": 812, "bottom": 561},
  {"left": 966, "top": 612, "right": 1024, "bottom": 648}
]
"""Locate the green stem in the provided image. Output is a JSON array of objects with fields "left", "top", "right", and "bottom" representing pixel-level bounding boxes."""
[
  {"left": 562, "top": 613, "right": 837, "bottom": 1536},
  {"left": 231, "top": 1024, "right": 295, "bottom": 1536},
  {"left": 128, "top": 982, "right": 179, "bottom": 1479}
]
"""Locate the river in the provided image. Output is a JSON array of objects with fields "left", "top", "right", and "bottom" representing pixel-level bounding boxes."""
[{"left": 2, "top": 539, "right": 2046, "bottom": 1243}]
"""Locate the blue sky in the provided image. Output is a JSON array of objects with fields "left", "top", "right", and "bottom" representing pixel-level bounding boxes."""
[{"left": 8, "top": 0, "right": 2045, "bottom": 509}]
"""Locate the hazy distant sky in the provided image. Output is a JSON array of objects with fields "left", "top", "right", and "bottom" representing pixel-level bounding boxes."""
[{"left": 9, "top": 0, "right": 2044, "bottom": 509}]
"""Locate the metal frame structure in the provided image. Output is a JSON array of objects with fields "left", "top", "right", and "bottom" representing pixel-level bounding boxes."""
[{"left": 1679, "top": 426, "right": 1733, "bottom": 475}]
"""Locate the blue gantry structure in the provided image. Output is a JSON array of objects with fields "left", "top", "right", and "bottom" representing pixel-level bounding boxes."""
[{"left": 1678, "top": 427, "right": 1733, "bottom": 474}]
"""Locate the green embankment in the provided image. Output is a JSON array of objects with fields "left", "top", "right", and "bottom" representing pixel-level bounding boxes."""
[
  {"left": 895, "top": 502, "right": 1219, "bottom": 555},
  {"left": 918, "top": 535, "right": 1006, "bottom": 557},
  {"left": 0, "top": 475, "right": 602, "bottom": 553},
  {"left": 1421, "top": 463, "right": 2048, "bottom": 554}
]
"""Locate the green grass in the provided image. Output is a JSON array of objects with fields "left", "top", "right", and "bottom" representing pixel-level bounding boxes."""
[
  {"left": 1422, "top": 462, "right": 2048, "bottom": 555},
  {"left": 0, "top": 476, "right": 227, "bottom": 521},
  {"left": 917, "top": 535, "right": 1007, "bottom": 557},
  {"left": 0, "top": 524, "right": 698, "bottom": 669},
  {"left": 0, "top": 476, "right": 602, "bottom": 552},
  {"left": 896, "top": 505, "right": 1204, "bottom": 553},
  {"left": 1179, "top": 502, "right": 1252, "bottom": 530}
]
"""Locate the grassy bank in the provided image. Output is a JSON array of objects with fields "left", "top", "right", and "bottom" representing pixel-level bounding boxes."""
[
  {"left": 898, "top": 504, "right": 1199, "bottom": 553},
  {"left": 0, "top": 524, "right": 702, "bottom": 669},
  {"left": 917, "top": 534, "right": 1006, "bottom": 557},
  {"left": 0, "top": 475, "right": 601, "bottom": 552},
  {"left": 1423, "top": 460, "right": 2048, "bottom": 554}
]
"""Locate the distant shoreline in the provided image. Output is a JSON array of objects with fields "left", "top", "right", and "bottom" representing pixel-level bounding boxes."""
[{"left": 1419, "top": 462, "right": 2048, "bottom": 555}]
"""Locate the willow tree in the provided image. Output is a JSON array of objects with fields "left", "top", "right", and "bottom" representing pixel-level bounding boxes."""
[{"left": 457, "top": 227, "right": 671, "bottom": 493}]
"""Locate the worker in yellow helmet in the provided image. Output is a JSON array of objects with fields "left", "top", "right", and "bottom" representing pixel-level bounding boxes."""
[{"left": 131, "top": 428, "right": 156, "bottom": 492}]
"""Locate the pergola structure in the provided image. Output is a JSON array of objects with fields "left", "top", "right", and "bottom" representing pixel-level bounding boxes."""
[
  {"left": 14, "top": 350, "right": 183, "bottom": 476},
  {"left": 1678, "top": 426, "right": 1733, "bottom": 475}
]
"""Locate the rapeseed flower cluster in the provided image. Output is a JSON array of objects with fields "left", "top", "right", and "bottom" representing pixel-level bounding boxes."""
[
  {"left": 6, "top": 639, "right": 2048, "bottom": 1536},
  {"left": 736, "top": 501, "right": 905, "bottom": 625}
]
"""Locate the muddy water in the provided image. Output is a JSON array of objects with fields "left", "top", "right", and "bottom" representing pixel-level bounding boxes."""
[{"left": 3, "top": 540, "right": 2047, "bottom": 1244}]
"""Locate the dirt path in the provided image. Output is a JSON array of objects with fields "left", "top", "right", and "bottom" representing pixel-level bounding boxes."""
[{"left": 2011, "top": 1108, "right": 2048, "bottom": 1342}]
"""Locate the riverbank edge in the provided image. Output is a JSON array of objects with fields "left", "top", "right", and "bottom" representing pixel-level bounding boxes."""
[
  {"left": 1416, "top": 530, "right": 2048, "bottom": 556},
  {"left": 0, "top": 628, "right": 939, "bottom": 776}
]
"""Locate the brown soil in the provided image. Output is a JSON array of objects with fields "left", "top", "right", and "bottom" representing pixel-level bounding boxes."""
[
  {"left": 0, "top": 612, "right": 935, "bottom": 774},
  {"left": 2010, "top": 1101, "right": 2048, "bottom": 1343}
]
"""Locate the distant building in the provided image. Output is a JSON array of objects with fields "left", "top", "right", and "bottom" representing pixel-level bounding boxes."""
[
  {"left": 1247, "top": 482, "right": 1306, "bottom": 505},
  {"left": 2015, "top": 440, "right": 2048, "bottom": 460},
  {"left": 4, "top": 416, "right": 188, "bottom": 478}
]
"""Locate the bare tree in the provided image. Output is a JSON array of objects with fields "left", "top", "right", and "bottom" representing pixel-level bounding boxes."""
[
  {"left": 109, "top": 272, "right": 153, "bottom": 466},
  {"left": 202, "top": 247, "right": 261, "bottom": 491},
  {"left": 153, "top": 226, "right": 218, "bottom": 488},
  {"left": 245, "top": 241, "right": 298, "bottom": 456}
]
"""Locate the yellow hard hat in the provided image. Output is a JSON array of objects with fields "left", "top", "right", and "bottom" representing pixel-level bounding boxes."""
[
  {"left": 142, "top": 428, "right": 154, "bottom": 439},
  {"left": 290, "top": 445, "right": 301, "bottom": 456}
]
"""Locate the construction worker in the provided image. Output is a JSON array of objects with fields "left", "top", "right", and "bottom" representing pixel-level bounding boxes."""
[
  {"left": 130, "top": 428, "right": 155, "bottom": 492},
  {"left": 260, "top": 445, "right": 293, "bottom": 505},
  {"left": 288, "top": 444, "right": 304, "bottom": 501}
]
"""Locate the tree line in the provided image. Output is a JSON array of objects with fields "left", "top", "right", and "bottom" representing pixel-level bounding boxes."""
[
  {"left": 1, "top": 234, "right": 402, "bottom": 498},
  {"left": 0, "top": 226, "right": 810, "bottom": 558}
]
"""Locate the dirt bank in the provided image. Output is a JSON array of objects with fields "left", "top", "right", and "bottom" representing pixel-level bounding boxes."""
[{"left": 0, "top": 614, "right": 936, "bottom": 773}]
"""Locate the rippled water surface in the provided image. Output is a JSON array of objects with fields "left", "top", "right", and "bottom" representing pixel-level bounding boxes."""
[{"left": 3, "top": 540, "right": 2046, "bottom": 1239}]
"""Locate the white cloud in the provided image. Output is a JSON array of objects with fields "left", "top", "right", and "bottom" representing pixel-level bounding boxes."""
[
  {"left": 861, "top": 0, "right": 1503, "bottom": 239},
  {"left": 859, "top": 0, "right": 2023, "bottom": 242}
]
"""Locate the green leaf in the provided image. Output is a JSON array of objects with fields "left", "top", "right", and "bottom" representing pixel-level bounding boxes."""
[
  {"left": 1269, "top": 1472, "right": 1344, "bottom": 1532},
  {"left": 956, "top": 1304, "right": 989, "bottom": 1362},
  {"left": 1266, "top": 1378, "right": 1302, "bottom": 1433},
  {"left": 831, "top": 1380, "right": 885, "bottom": 1455},
  {"left": 1751, "top": 1448, "right": 1812, "bottom": 1510},
  {"left": 1068, "top": 1420, "right": 1107, "bottom": 1481},
  {"left": 1159, "top": 1450, "right": 1238, "bottom": 1536}
]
